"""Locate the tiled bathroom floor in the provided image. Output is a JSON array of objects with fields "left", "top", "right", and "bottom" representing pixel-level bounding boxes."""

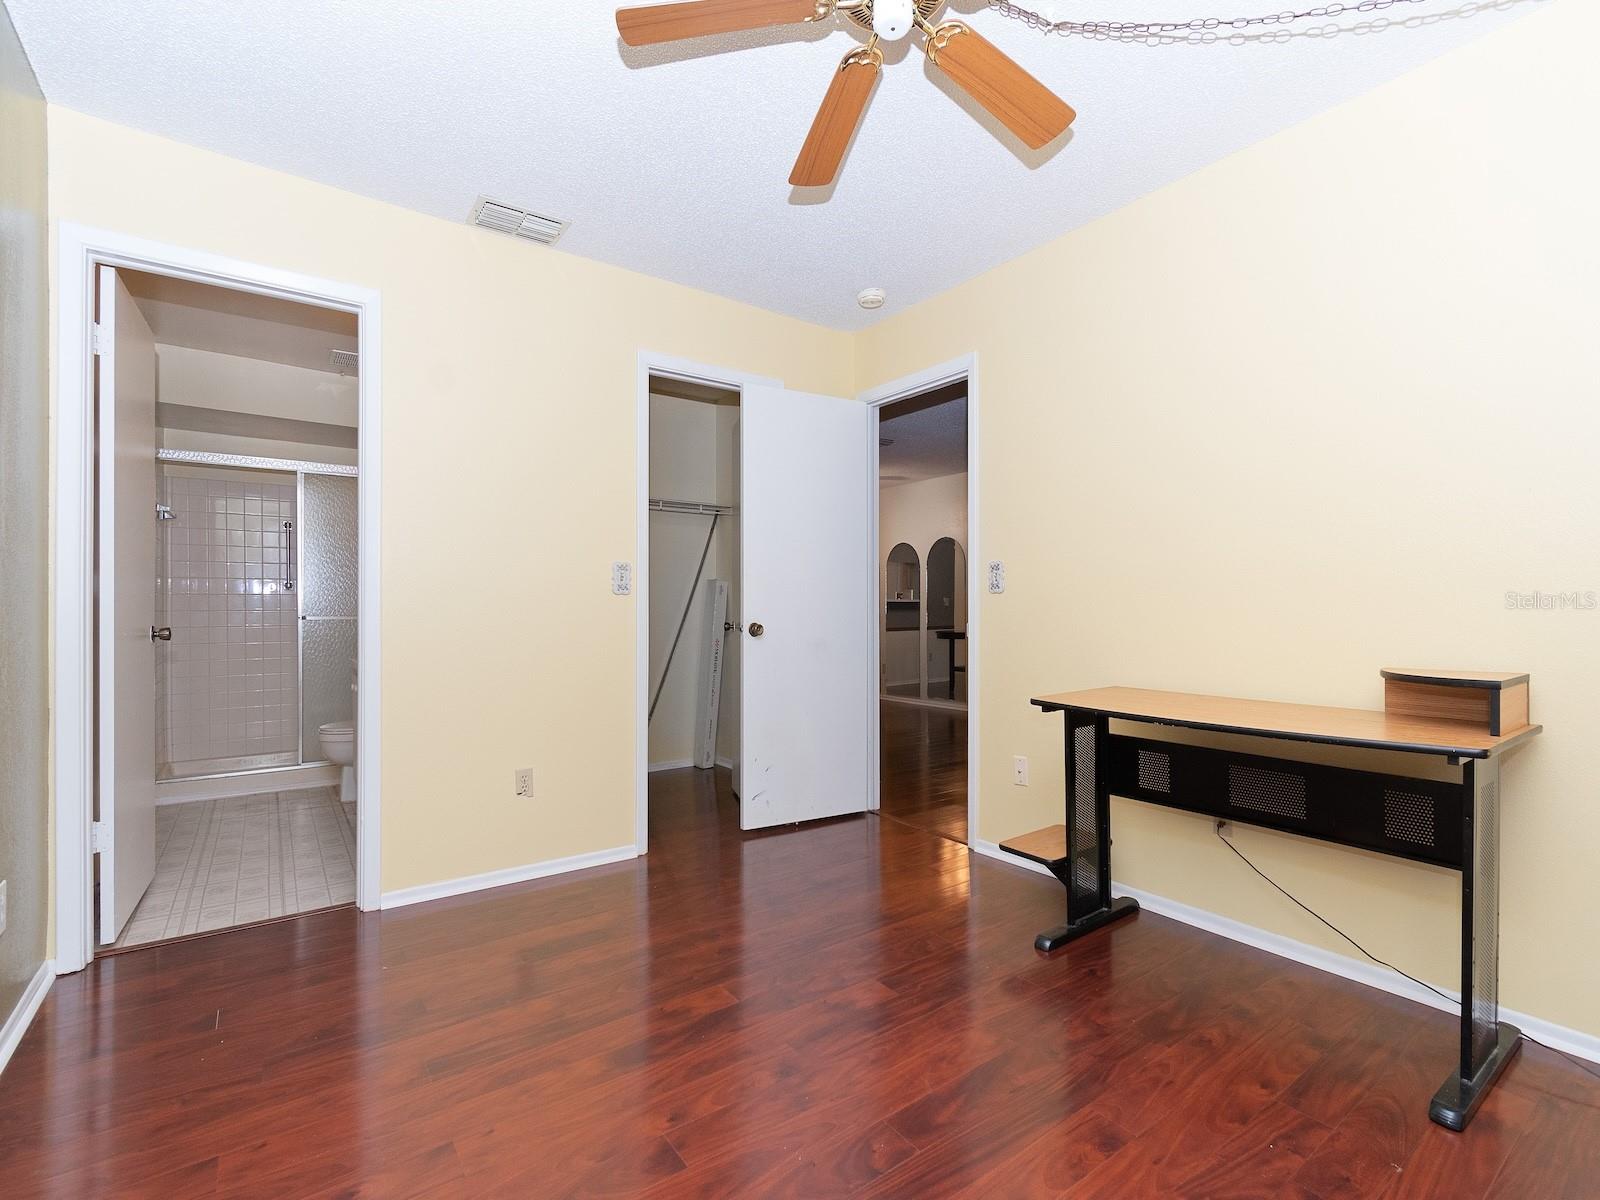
[{"left": 115, "top": 787, "right": 357, "bottom": 948}]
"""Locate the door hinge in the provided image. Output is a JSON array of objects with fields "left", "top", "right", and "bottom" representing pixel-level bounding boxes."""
[
  {"left": 91, "top": 322, "right": 108, "bottom": 355},
  {"left": 91, "top": 821, "right": 109, "bottom": 854}
]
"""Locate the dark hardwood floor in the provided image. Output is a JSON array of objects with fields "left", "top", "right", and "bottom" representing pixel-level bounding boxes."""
[
  {"left": 880, "top": 700, "right": 967, "bottom": 844},
  {"left": 3, "top": 767, "right": 1597, "bottom": 1198}
]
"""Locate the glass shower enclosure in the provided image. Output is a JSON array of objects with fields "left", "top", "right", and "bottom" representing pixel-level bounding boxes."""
[
  {"left": 298, "top": 473, "right": 359, "bottom": 756},
  {"left": 155, "top": 455, "right": 358, "bottom": 782}
]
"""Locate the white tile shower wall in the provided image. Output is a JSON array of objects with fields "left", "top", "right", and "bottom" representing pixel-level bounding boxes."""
[{"left": 157, "top": 468, "right": 300, "bottom": 772}]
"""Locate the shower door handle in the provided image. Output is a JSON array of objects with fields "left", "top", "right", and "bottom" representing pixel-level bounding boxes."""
[
  {"left": 151, "top": 626, "right": 172, "bottom": 642},
  {"left": 283, "top": 520, "right": 296, "bottom": 592}
]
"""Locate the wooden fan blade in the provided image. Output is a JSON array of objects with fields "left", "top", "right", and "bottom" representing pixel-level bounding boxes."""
[
  {"left": 925, "top": 22, "right": 1074, "bottom": 150},
  {"left": 616, "top": 0, "right": 824, "bottom": 47},
  {"left": 790, "top": 51, "right": 881, "bottom": 187}
]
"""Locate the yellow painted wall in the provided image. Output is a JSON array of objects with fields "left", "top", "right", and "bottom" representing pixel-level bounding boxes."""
[
  {"left": 858, "top": 0, "right": 1600, "bottom": 1036},
  {"left": 47, "top": 106, "right": 852, "bottom": 893},
  {"left": 0, "top": 0, "right": 51, "bottom": 1025}
]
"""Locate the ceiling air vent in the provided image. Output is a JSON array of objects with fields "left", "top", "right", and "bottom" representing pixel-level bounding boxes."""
[
  {"left": 471, "top": 197, "right": 570, "bottom": 246},
  {"left": 329, "top": 349, "right": 360, "bottom": 376}
]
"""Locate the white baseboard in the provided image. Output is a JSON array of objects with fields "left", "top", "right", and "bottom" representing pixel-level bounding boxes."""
[
  {"left": 0, "top": 960, "right": 54, "bottom": 1078},
  {"left": 649, "top": 757, "right": 736, "bottom": 773},
  {"left": 648, "top": 758, "right": 694, "bottom": 773},
  {"left": 380, "top": 844, "right": 639, "bottom": 910},
  {"left": 970, "top": 839, "right": 1600, "bottom": 1066},
  {"left": 157, "top": 762, "right": 340, "bottom": 805}
]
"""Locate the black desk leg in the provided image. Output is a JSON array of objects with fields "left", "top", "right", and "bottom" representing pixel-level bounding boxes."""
[
  {"left": 1036, "top": 710, "right": 1140, "bottom": 953},
  {"left": 1430, "top": 755, "right": 1521, "bottom": 1130}
]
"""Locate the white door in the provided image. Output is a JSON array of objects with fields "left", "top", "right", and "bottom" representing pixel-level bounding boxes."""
[
  {"left": 739, "top": 386, "right": 871, "bottom": 829},
  {"left": 97, "top": 266, "right": 159, "bottom": 944}
]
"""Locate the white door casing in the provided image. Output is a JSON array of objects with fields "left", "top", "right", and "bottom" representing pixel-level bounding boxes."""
[
  {"left": 97, "top": 266, "right": 159, "bottom": 943},
  {"left": 739, "top": 386, "right": 872, "bottom": 830}
]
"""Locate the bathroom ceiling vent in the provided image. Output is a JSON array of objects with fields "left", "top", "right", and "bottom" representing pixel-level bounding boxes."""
[
  {"left": 329, "top": 349, "right": 360, "bottom": 376},
  {"left": 471, "top": 197, "right": 570, "bottom": 246}
]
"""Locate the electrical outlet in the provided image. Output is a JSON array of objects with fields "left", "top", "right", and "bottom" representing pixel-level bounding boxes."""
[
  {"left": 611, "top": 562, "right": 633, "bottom": 596},
  {"left": 1013, "top": 755, "right": 1029, "bottom": 786},
  {"left": 988, "top": 560, "right": 1006, "bottom": 594},
  {"left": 1216, "top": 819, "right": 1233, "bottom": 837},
  {"left": 0, "top": 879, "right": 7, "bottom": 937},
  {"left": 515, "top": 768, "right": 533, "bottom": 797}
]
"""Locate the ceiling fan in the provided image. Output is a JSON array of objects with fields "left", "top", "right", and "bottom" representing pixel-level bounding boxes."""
[{"left": 615, "top": 0, "right": 1075, "bottom": 187}]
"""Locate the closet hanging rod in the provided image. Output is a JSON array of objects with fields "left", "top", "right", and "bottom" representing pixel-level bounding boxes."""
[{"left": 649, "top": 498, "right": 736, "bottom": 516}]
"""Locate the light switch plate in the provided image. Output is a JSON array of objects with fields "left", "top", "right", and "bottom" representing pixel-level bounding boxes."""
[
  {"left": 987, "top": 560, "right": 1006, "bottom": 594},
  {"left": 612, "top": 562, "right": 633, "bottom": 596}
]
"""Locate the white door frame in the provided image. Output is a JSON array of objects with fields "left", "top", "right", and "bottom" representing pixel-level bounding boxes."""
[
  {"left": 634, "top": 352, "right": 781, "bottom": 853},
  {"left": 52, "top": 224, "right": 384, "bottom": 973},
  {"left": 859, "top": 355, "right": 980, "bottom": 842}
]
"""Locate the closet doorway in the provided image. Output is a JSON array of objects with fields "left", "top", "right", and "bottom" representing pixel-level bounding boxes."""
[
  {"left": 872, "top": 375, "right": 971, "bottom": 845},
  {"left": 644, "top": 375, "right": 742, "bottom": 842},
  {"left": 634, "top": 355, "right": 873, "bottom": 846}
]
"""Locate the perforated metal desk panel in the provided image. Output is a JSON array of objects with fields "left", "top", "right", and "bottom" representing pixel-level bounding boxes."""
[{"left": 1015, "top": 680, "right": 1541, "bottom": 1132}]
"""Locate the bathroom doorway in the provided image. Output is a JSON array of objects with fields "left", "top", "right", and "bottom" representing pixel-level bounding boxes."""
[{"left": 51, "top": 229, "right": 381, "bottom": 970}]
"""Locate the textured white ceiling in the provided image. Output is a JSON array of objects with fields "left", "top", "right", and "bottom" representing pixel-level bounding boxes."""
[
  {"left": 880, "top": 390, "right": 966, "bottom": 483},
  {"left": 7, "top": 0, "right": 1534, "bottom": 330}
]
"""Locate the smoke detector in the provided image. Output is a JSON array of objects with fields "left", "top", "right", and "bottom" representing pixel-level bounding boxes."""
[
  {"left": 472, "top": 196, "right": 570, "bottom": 246},
  {"left": 329, "top": 349, "right": 359, "bottom": 376},
  {"left": 857, "top": 287, "right": 887, "bottom": 311}
]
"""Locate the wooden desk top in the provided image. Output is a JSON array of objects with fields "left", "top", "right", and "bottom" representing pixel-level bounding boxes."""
[{"left": 1030, "top": 686, "right": 1541, "bottom": 759}]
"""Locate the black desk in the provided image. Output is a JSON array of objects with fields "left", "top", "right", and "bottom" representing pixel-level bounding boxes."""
[{"left": 1003, "top": 678, "right": 1541, "bottom": 1132}]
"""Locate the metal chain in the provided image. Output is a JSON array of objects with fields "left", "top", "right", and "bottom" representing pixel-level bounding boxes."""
[{"left": 986, "top": 0, "right": 1497, "bottom": 42}]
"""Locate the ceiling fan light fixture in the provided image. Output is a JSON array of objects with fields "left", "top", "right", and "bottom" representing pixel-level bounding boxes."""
[
  {"left": 857, "top": 287, "right": 887, "bottom": 310},
  {"left": 616, "top": 0, "right": 1074, "bottom": 188},
  {"left": 871, "top": 0, "right": 915, "bottom": 40}
]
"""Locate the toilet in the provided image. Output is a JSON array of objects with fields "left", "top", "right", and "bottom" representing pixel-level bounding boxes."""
[
  {"left": 319, "top": 721, "right": 355, "bottom": 805},
  {"left": 319, "top": 661, "right": 358, "bottom": 805}
]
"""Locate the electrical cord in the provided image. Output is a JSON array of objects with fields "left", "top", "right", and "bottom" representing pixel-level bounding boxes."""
[{"left": 1214, "top": 821, "right": 1600, "bottom": 1086}]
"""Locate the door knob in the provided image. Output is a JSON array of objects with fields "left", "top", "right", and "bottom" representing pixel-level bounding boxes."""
[
  {"left": 748, "top": 622, "right": 765, "bottom": 638},
  {"left": 151, "top": 626, "right": 173, "bottom": 642}
]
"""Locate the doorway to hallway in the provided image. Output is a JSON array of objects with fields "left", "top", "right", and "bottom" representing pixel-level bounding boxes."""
[{"left": 871, "top": 367, "right": 972, "bottom": 846}]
